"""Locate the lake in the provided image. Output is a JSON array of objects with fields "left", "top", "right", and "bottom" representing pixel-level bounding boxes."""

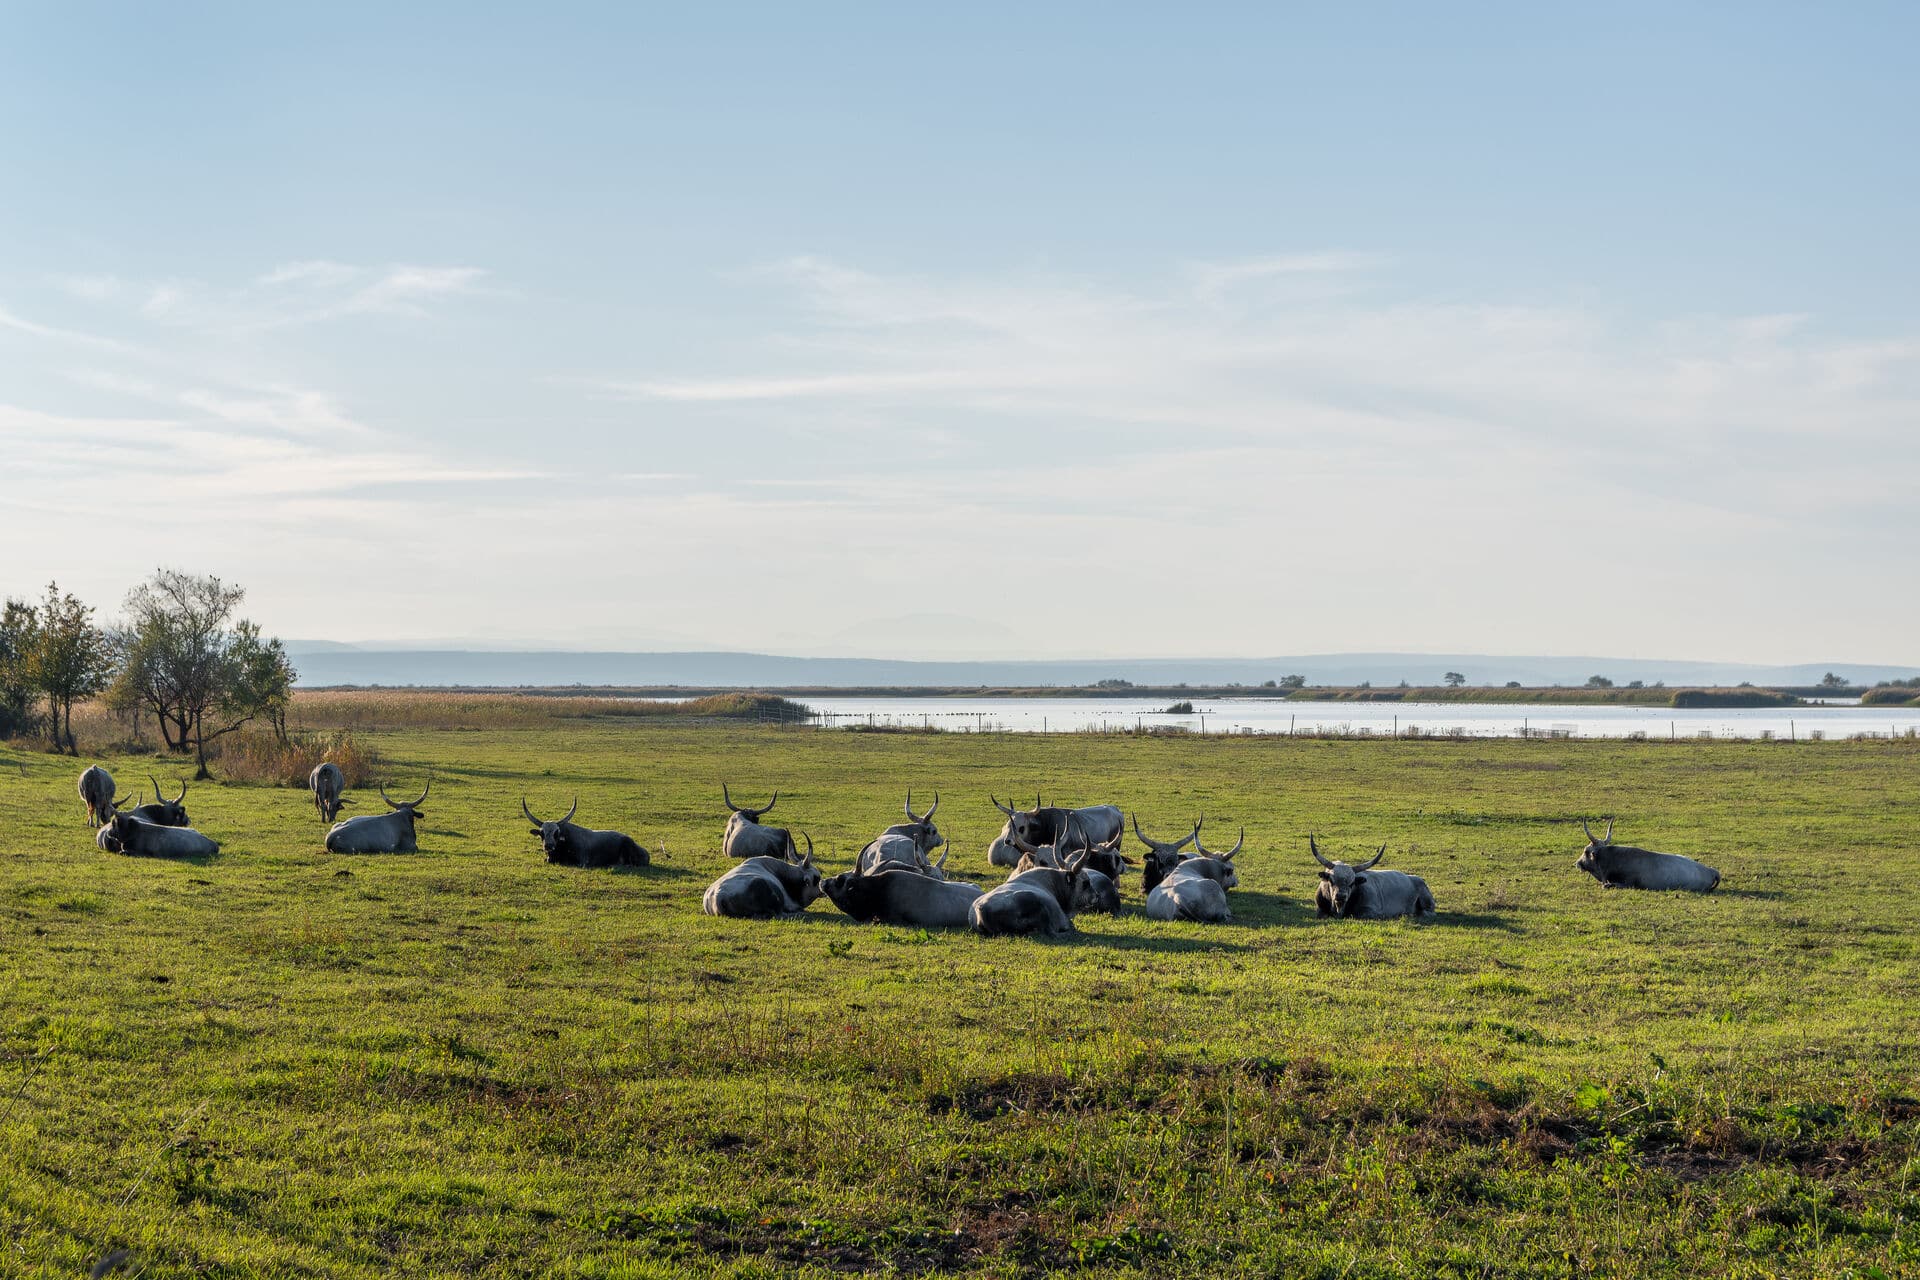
[{"left": 795, "top": 695, "right": 1920, "bottom": 741}]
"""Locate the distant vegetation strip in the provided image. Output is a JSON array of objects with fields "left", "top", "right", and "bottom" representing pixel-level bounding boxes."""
[{"left": 286, "top": 690, "right": 810, "bottom": 731}]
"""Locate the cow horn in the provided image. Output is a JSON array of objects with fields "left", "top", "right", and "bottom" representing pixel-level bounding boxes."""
[
  {"left": 380, "top": 782, "right": 397, "bottom": 808},
  {"left": 412, "top": 780, "right": 430, "bottom": 807},
  {"left": 904, "top": 788, "right": 916, "bottom": 820},
  {"left": 799, "top": 832, "right": 814, "bottom": 866},
  {"left": 756, "top": 791, "right": 777, "bottom": 818},
  {"left": 149, "top": 774, "right": 163, "bottom": 803},
  {"left": 175, "top": 778, "right": 188, "bottom": 803},
  {"left": 1604, "top": 817, "right": 1614, "bottom": 843},
  {"left": 991, "top": 794, "right": 1015, "bottom": 816},
  {"left": 1218, "top": 828, "right": 1245, "bottom": 859},
  {"left": 561, "top": 796, "right": 578, "bottom": 824},
  {"left": 923, "top": 791, "right": 938, "bottom": 821},
  {"left": 521, "top": 797, "right": 543, "bottom": 825},
  {"left": 1309, "top": 834, "right": 1335, "bottom": 868},
  {"left": 1010, "top": 831, "right": 1039, "bottom": 855},
  {"left": 1356, "top": 844, "right": 1386, "bottom": 871},
  {"left": 112, "top": 793, "right": 131, "bottom": 810},
  {"left": 935, "top": 845, "right": 949, "bottom": 871},
  {"left": 722, "top": 782, "right": 741, "bottom": 813},
  {"left": 1065, "top": 850, "right": 1088, "bottom": 874},
  {"left": 1582, "top": 818, "right": 1598, "bottom": 844}
]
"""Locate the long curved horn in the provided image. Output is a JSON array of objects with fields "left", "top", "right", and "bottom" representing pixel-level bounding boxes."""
[
  {"left": 1206, "top": 827, "right": 1244, "bottom": 859},
  {"left": 149, "top": 774, "right": 163, "bottom": 803},
  {"left": 904, "top": 788, "right": 916, "bottom": 820},
  {"left": 561, "top": 796, "right": 578, "bottom": 824},
  {"left": 935, "top": 845, "right": 950, "bottom": 870},
  {"left": 522, "top": 797, "right": 544, "bottom": 825},
  {"left": 380, "top": 782, "right": 397, "bottom": 808},
  {"left": 722, "top": 782, "right": 740, "bottom": 813},
  {"left": 1131, "top": 813, "right": 1171, "bottom": 852},
  {"left": 1010, "top": 831, "right": 1039, "bottom": 855},
  {"left": 1581, "top": 818, "right": 1598, "bottom": 844},
  {"left": 175, "top": 778, "right": 188, "bottom": 802},
  {"left": 1310, "top": 834, "right": 1335, "bottom": 868},
  {"left": 991, "top": 794, "right": 1015, "bottom": 816},
  {"left": 1355, "top": 844, "right": 1386, "bottom": 871},
  {"left": 112, "top": 793, "right": 131, "bottom": 810},
  {"left": 923, "top": 791, "right": 938, "bottom": 821},
  {"left": 798, "top": 832, "right": 814, "bottom": 866},
  {"left": 411, "top": 780, "right": 430, "bottom": 808},
  {"left": 755, "top": 791, "right": 777, "bottom": 818},
  {"left": 1604, "top": 817, "right": 1614, "bottom": 843}
]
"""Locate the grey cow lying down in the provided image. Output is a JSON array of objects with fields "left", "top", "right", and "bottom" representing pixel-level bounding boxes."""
[
  {"left": 97, "top": 812, "right": 220, "bottom": 858},
  {"left": 1576, "top": 819, "right": 1721, "bottom": 891},
  {"left": 1311, "top": 836, "right": 1435, "bottom": 920},
  {"left": 821, "top": 864, "right": 981, "bottom": 928},
  {"left": 1143, "top": 825, "right": 1242, "bottom": 923},
  {"left": 970, "top": 857, "right": 1119, "bottom": 937},
  {"left": 704, "top": 837, "right": 823, "bottom": 919}
]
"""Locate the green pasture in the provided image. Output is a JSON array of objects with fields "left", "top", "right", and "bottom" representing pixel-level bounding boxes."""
[{"left": 1, "top": 726, "right": 1917, "bottom": 1277}]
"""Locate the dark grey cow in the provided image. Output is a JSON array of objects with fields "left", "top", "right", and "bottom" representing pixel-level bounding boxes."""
[
  {"left": 1311, "top": 836, "right": 1435, "bottom": 919},
  {"left": 969, "top": 857, "right": 1117, "bottom": 936},
  {"left": 523, "top": 797, "right": 650, "bottom": 868},
  {"left": 125, "top": 775, "right": 190, "bottom": 827},
  {"left": 78, "top": 765, "right": 121, "bottom": 826},
  {"left": 1576, "top": 819, "right": 1721, "bottom": 892},
  {"left": 857, "top": 791, "right": 949, "bottom": 877},
  {"left": 702, "top": 837, "right": 822, "bottom": 918},
  {"left": 309, "top": 762, "right": 351, "bottom": 823},
  {"left": 99, "top": 812, "right": 220, "bottom": 858},
  {"left": 1145, "top": 827, "right": 1242, "bottom": 923},
  {"left": 821, "top": 865, "right": 982, "bottom": 928},
  {"left": 722, "top": 784, "right": 801, "bottom": 861},
  {"left": 987, "top": 795, "right": 1124, "bottom": 868},
  {"left": 324, "top": 781, "right": 430, "bottom": 854}
]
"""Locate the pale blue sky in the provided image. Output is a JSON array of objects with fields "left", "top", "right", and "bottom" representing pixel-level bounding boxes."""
[{"left": 3, "top": 3, "right": 1915, "bottom": 660}]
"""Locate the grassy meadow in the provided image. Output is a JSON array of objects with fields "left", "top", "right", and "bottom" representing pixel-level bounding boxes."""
[{"left": 2, "top": 715, "right": 1918, "bottom": 1277}]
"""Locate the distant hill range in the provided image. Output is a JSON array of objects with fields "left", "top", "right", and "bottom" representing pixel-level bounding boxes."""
[{"left": 284, "top": 648, "right": 1919, "bottom": 691}]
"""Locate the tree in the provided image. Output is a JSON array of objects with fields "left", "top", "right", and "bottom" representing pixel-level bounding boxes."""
[
  {"left": 1443, "top": 671, "right": 1466, "bottom": 687},
  {"left": 1585, "top": 675, "right": 1615, "bottom": 689},
  {"left": 112, "top": 569, "right": 295, "bottom": 778},
  {"left": 1818, "top": 672, "right": 1848, "bottom": 689},
  {"left": 24, "top": 583, "right": 113, "bottom": 754},
  {"left": 1505, "top": 681, "right": 1522, "bottom": 689},
  {"left": 1278, "top": 674, "right": 1306, "bottom": 689},
  {"left": 0, "top": 598, "right": 40, "bottom": 738}
]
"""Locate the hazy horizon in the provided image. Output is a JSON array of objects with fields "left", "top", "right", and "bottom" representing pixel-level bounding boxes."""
[{"left": 6, "top": 5, "right": 1915, "bottom": 662}]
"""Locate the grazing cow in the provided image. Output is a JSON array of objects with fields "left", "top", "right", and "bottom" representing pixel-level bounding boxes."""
[
  {"left": 1311, "top": 836, "right": 1435, "bottom": 919},
  {"left": 1145, "top": 827, "right": 1242, "bottom": 923},
  {"left": 987, "top": 795, "right": 1124, "bottom": 868},
  {"left": 324, "top": 781, "right": 430, "bottom": 854},
  {"left": 857, "top": 790, "right": 950, "bottom": 877},
  {"left": 125, "top": 776, "right": 190, "bottom": 828},
  {"left": 970, "top": 856, "right": 1117, "bottom": 936},
  {"left": 1576, "top": 819, "right": 1721, "bottom": 892},
  {"left": 309, "top": 762, "right": 351, "bottom": 823},
  {"left": 721, "top": 784, "right": 801, "bottom": 861},
  {"left": 821, "top": 865, "right": 982, "bottom": 928},
  {"left": 702, "top": 837, "right": 822, "bottom": 918},
  {"left": 522, "top": 797, "right": 650, "bottom": 868},
  {"left": 99, "top": 812, "right": 220, "bottom": 858},
  {"left": 78, "top": 766, "right": 121, "bottom": 826}
]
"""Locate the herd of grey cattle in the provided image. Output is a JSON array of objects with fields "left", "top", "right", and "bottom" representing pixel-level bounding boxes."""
[{"left": 75, "top": 762, "right": 1724, "bottom": 938}]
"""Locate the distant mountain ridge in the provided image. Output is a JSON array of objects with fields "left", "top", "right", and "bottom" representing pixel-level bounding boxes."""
[{"left": 284, "top": 648, "right": 1919, "bottom": 690}]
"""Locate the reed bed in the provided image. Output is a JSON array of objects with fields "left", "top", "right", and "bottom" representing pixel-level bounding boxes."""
[{"left": 285, "top": 689, "right": 810, "bottom": 731}]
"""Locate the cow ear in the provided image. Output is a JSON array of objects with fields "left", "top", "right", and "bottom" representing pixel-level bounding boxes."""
[{"left": 529, "top": 826, "right": 542, "bottom": 835}]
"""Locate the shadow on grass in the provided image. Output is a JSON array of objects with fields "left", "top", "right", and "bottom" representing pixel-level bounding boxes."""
[
  {"left": 1077, "top": 931, "right": 1252, "bottom": 954},
  {"left": 112, "top": 849, "right": 223, "bottom": 867},
  {"left": 1713, "top": 888, "right": 1785, "bottom": 901},
  {"left": 1425, "top": 910, "right": 1524, "bottom": 932},
  {"left": 610, "top": 863, "right": 701, "bottom": 879}
]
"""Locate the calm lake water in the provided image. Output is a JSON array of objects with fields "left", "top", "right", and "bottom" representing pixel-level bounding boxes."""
[{"left": 793, "top": 696, "right": 1920, "bottom": 741}]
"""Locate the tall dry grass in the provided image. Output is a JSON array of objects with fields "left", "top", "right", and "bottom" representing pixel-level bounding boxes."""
[{"left": 211, "top": 730, "right": 382, "bottom": 788}]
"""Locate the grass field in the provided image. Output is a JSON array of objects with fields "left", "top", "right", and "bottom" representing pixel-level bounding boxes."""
[{"left": 2, "top": 722, "right": 1918, "bottom": 1277}]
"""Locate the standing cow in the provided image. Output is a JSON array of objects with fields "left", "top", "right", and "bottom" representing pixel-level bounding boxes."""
[
  {"left": 1576, "top": 819, "right": 1721, "bottom": 892},
  {"left": 1311, "top": 836, "right": 1435, "bottom": 919},
  {"left": 703, "top": 836, "right": 823, "bottom": 918},
  {"left": 309, "top": 762, "right": 351, "bottom": 823},
  {"left": 522, "top": 797, "right": 650, "bottom": 868},
  {"left": 721, "top": 784, "right": 801, "bottom": 860},
  {"left": 78, "top": 766, "right": 122, "bottom": 826},
  {"left": 324, "top": 781, "right": 430, "bottom": 854}
]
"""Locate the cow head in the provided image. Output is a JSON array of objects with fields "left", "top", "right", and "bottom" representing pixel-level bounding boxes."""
[
  {"left": 1133, "top": 814, "right": 1200, "bottom": 889},
  {"left": 896, "top": 789, "right": 944, "bottom": 854},
  {"left": 1311, "top": 834, "right": 1384, "bottom": 913},
  {"left": 145, "top": 775, "right": 190, "bottom": 826},
  {"left": 787, "top": 832, "right": 824, "bottom": 906},
  {"left": 523, "top": 795, "right": 580, "bottom": 862},
  {"left": 991, "top": 793, "right": 1052, "bottom": 850},
  {"left": 380, "top": 780, "right": 430, "bottom": 830},
  {"left": 1575, "top": 817, "right": 1616, "bottom": 880},
  {"left": 99, "top": 811, "right": 133, "bottom": 853},
  {"left": 723, "top": 783, "right": 777, "bottom": 825},
  {"left": 1061, "top": 855, "right": 1122, "bottom": 914},
  {"left": 1192, "top": 826, "right": 1244, "bottom": 889}
]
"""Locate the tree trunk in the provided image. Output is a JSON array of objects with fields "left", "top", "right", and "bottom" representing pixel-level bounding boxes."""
[{"left": 192, "top": 709, "right": 212, "bottom": 780}]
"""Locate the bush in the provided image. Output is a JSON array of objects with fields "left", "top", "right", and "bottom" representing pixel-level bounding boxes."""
[
  {"left": 1861, "top": 687, "right": 1920, "bottom": 707},
  {"left": 213, "top": 730, "right": 381, "bottom": 788},
  {"left": 1163, "top": 700, "right": 1195, "bottom": 714}
]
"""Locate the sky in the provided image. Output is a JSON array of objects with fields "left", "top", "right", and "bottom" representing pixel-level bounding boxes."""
[{"left": 3, "top": 2, "right": 1916, "bottom": 662}]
